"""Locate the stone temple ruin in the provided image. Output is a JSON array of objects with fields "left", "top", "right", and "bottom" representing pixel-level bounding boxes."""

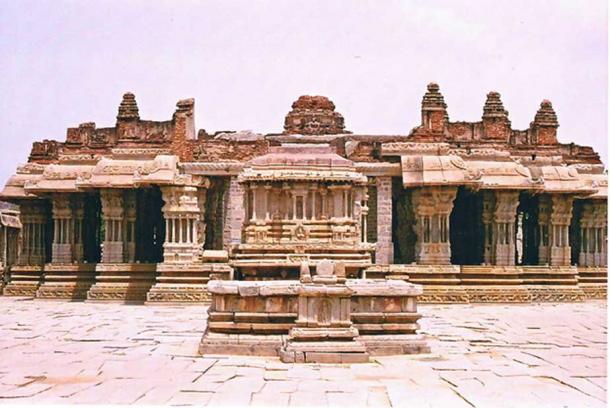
[{"left": 0, "top": 84, "right": 606, "bottom": 316}]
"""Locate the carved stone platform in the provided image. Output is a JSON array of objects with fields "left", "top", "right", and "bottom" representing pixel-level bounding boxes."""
[
  {"left": 87, "top": 263, "right": 157, "bottom": 302},
  {"left": 199, "top": 263, "right": 429, "bottom": 363},
  {"left": 463, "top": 286, "right": 531, "bottom": 303},
  {"left": 3, "top": 265, "right": 45, "bottom": 297},
  {"left": 366, "top": 264, "right": 590, "bottom": 303},
  {"left": 146, "top": 262, "right": 233, "bottom": 303},
  {"left": 232, "top": 243, "right": 373, "bottom": 280},
  {"left": 460, "top": 266, "right": 529, "bottom": 303},
  {"left": 577, "top": 266, "right": 608, "bottom": 300},
  {"left": 365, "top": 264, "right": 468, "bottom": 303},
  {"left": 37, "top": 263, "right": 97, "bottom": 299}
]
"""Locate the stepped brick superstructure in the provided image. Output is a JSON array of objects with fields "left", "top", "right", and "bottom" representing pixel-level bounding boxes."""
[{"left": 0, "top": 84, "right": 607, "bottom": 303}]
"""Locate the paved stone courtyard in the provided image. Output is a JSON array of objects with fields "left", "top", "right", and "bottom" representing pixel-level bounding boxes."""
[{"left": 0, "top": 298, "right": 605, "bottom": 407}]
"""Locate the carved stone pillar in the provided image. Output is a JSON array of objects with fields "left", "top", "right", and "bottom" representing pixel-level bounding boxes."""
[
  {"left": 580, "top": 200, "right": 607, "bottom": 267},
  {"left": 51, "top": 194, "right": 73, "bottom": 263},
  {"left": 17, "top": 201, "right": 47, "bottom": 267},
  {"left": 595, "top": 201, "right": 608, "bottom": 267},
  {"left": 37, "top": 194, "right": 97, "bottom": 300},
  {"left": 375, "top": 177, "right": 394, "bottom": 264},
  {"left": 412, "top": 186, "right": 457, "bottom": 265},
  {"left": 148, "top": 183, "right": 232, "bottom": 303},
  {"left": 123, "top": 190, "right": 137, "bottom": 263},
  {"left": 100, "top": 189, "right": 124, "bottom": 263},
  {"left": 196, "top": 188, "right": 207, "bottom": 260},
  {"left": 72, "top": 198, "right": 85, "bottom": 263},
  {"left": 548, "top": 195, "right": 573, "bottom": 266},
  {"left": 223, "top": 176, "right": 246, "bottom": 252},
  {"left": 579, "top": 201, "right": 594, "bottom": 266},
  {"left": 4, "top": 200, "right": 48, "bottom": 297},
  {"left": 161, "top": 186, "right": 202, "bottom": 263},
  {"left": 481, "top": 191, "right": 495, "bottom": 265},
  {"left": 538, "top": 195, "right": 551, "bottom": 265},
  {"left": 353, "top": 186, "right": 365, "bottom": 243},
  {"left": 492, "top": 191, "right": 520, "bottom": 266}
]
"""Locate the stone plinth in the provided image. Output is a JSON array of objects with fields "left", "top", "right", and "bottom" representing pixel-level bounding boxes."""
[
  {"left": 199, "top": 272, "right": 428, "bottom": 362},
  {"left": 3, "top": 265, "right": 45, "bottom": 297},
  {"left": 365, "top": 264, "right": 588, "bottom": 303},
  {"left": 87, "top": 263, "right": 157, "bottom": 302},
  {"left": 520, "top": 266, "right": 585, "bottom": 302},
  {"left": 577, "top": 266, "right": 607, "bottom": 299},
  {"left": 460, "top": 266, "right": 530, "bottom": 303},
  {"left": 37, "top": 263, "right": 97, "bottom": 299},
  {"left": 365, "top": 264, "right": 468, "bottom": 303},
  {"left": 146, "top": 253, "right": 233, "bottom": 303},
  {"left": 280, "top": 266, "right": 369, "bottom": 363}
]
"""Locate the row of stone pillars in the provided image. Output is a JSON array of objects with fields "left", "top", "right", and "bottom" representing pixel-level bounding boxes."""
[
  {"left": 15, "top": 187, "right": 172, "bottom": 268},
  {"left": 578, "top": 201, "right": 607, "bottom": 267},
  {"left": 245, "top": 183, "right": 357, "bottom": 222},
  {"left": 377, "top": 176, "right": 607, "bottom": 267}
]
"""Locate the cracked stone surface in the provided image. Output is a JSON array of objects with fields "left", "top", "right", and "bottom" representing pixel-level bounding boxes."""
[{"left": 0, "top": 298, "right": 605, "bottom": 407}]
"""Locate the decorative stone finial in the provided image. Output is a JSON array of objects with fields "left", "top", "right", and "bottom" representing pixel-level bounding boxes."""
[
  {"left": 482, "top": 91, "right": 509, "bottom": 119},
  {"left": 283, "top": 95, "right": 347, "bottom": 135},
  {"left": 530, "top": 99, "right": 559, "bottom": 145},
  {"left": 421, "top": 82, "right": 448, "bottom": 131},
  {"left": 117, "top": 92, "right": 140, "bottom": 121}
]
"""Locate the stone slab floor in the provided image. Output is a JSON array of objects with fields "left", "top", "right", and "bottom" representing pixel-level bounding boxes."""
[{"left": 0, "top": 298, "right": 605, "bottom": 407}]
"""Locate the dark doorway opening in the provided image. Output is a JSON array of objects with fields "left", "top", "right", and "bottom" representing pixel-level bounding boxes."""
[
  {"left": 449, "top": 187, "right": 484, "bottom": 265},
  {"left": 570, "top": 200, "right": 583, "bottom": 265},
  {"left": 205, "top": 177, "right": 229, "bottom": 250},
  {"left": 516, "top": 192, "right": 539, "bottom": 265},
  {"left": 135, "top": 187, "right": 165, "bottom": 263},
  {"left": 82, "top": 192, "right": 102, "bottom": 263},
  {"left": 392, "top": 178, "right": 416, "bottom": 264}
]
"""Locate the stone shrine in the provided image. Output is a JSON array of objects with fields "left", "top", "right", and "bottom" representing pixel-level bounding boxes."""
[{"left": 0, "top": 85, "right": 606, "bottom": 304}]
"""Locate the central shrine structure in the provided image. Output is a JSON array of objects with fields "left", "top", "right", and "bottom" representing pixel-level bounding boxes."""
[{"left": 0, "top": 84, "right": 607, "bottom": 303}]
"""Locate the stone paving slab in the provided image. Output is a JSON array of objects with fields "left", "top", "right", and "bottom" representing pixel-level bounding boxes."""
[{"left": 0, "top": 297, "right": 605, "bottom": 407}]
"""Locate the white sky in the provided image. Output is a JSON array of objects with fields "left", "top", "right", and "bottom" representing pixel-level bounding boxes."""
[{"left": 0, "top": 0, "right": 607, "bottom": 184}]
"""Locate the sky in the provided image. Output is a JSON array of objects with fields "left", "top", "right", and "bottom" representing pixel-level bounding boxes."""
[{"left": 0, "top": 0, "right": 607, "bottom": 184}]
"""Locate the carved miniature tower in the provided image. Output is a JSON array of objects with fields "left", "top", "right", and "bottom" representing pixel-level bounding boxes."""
[
  {"left": 116, "top": 92, "right": 141, "bottom": 142},
  {"left": 482, "top": 91, "right": 511, "bottom": 141},
  {"left": 421, "top": 82, "right": 448, "bottom": 134},
  {"left": 283, "top": 95, "right": 347, "bottom": 135},
  {"left": 530, "top": 100, "right": 559, "bottom": 145}
]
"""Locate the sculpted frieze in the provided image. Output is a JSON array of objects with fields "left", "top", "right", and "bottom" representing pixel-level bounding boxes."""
[{"left": 382, "top": 142, "right": 451, "bottom": 156}]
